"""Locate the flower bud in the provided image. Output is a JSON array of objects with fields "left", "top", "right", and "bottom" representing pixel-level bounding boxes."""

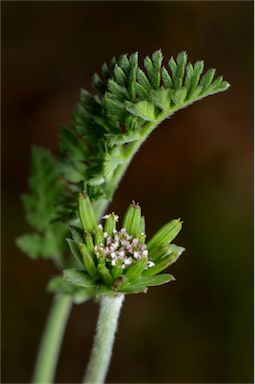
[
  {"left": 147, "top": 219, "right": 182, "bottom": 252},
  {"left": 124, "top": 258, "right": 148, "bottom": 282},
  {"left": 79, "top": 243, "right": 97, "bottom": 278},
  {"left": 94, "top": 225, "right": 104, "bottom": 245},
  {"left": 97, "top": 263, "right": 113, "bottom": 285},
  {"left": 78, "top": 192, "right": 98, "bottom": 233},
  {"left": 84, "top": 232, "right": 94, "bottom": 254},
  {"left": 103, "top": 213, "right": 118, "bottom": 236},
  {"left": 122, "top": 201, "right": 141, "bottom": 236},
  {"left": 139, "top": 216, "right": 145, "bottom": 233},
  {"left": 143, "top": 246, "right": 185, "bottom": 277},
  {"left": 148, "top": 244, "right": 170, "bottom": 262}
]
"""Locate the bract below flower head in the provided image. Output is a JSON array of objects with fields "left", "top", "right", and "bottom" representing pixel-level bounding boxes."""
[{"left": 62, "top": 192, "right": 185, "bottom": 298}]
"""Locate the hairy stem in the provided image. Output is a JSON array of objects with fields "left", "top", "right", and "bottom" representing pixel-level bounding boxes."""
[
  {"left": 32, "top": 295, "right": 72, "bottom": 384},
  {"left": 83, "top": 294, "right": 125, "bottom": 384}
]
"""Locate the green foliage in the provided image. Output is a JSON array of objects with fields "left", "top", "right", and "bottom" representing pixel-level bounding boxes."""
[
  {"left": 16, "top": 224, "right": 66, "bottom": 261},
  {"left": 47, "top": 276, "right": 94, "bottom": 304},
  {"left": 22, "top": 147, "right": 63, "bottom": 231},
  {"left": 17, "top": 147, "right": 68, "bottom": 266},
  {"left": 57, "top": 50, "right": 230, "bottom": 214},
  {"left": 18, "top": 49, "right": 229, "bottom": 275}
]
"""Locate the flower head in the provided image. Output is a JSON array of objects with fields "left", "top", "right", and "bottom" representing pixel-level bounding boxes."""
[{"left": 61, "top": 193, "right": 185, "bottom": 298}]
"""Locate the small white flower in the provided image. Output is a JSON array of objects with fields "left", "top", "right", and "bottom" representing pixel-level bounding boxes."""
[
  {"left": 133, "top": 251, "right": 140, "bottom": 260},
  {"left": 111, "top": 252, "right": 117, "bottom": 259},
  {"left": 146, "top": 261, "right": 155, "bottom": 268},
  {"left": 124, "top": 257, "right": 133, "bottom": 266},
  {"left": 113, "top": 214, "right": 119, "bottom": 222},
  {"left": 132, "top": 238, "right": 139, "bottom": 246}
]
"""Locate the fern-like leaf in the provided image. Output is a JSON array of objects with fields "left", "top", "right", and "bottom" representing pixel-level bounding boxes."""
[
  {"left": 57, "top": 50, "right": 229, "bottom": 216},
  {"left": 19, "top": 50, "right": 229, "bottom": 267},
  {"left": 17, "top": 147, "right": 68, "bottom": 265}
]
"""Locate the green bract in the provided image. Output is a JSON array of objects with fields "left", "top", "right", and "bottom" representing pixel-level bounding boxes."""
[{"left": 49, "top": 193, "right": 185, "bottom": 300}]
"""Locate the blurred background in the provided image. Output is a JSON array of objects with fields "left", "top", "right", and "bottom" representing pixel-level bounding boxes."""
[{"left": 2, "top": 1, "right": 253, "bottom": 383}]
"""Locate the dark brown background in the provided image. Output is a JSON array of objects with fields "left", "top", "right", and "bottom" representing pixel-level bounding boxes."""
[{"left": 2, "top": 1, "right": 253, "bottom": 383}]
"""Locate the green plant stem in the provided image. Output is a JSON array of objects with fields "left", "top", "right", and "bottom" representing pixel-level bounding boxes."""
[
  {"left": 32, "top": 119, "right": 162, "bottom": 384},
  {"left": 109, "top": 113, "right": 174, "bottom": 196},
  {"left": 32, "top": 294, "right": 72, "bottom": 384},
  {"left": 83, "top": 294, "right": 125, "bottom": 384}
]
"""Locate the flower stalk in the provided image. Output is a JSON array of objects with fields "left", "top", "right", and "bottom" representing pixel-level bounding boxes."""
[{"left": 83, "top": 294, "right": 125, "bottom": 384}]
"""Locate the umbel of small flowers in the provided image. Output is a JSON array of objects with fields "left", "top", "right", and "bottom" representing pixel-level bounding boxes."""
[{"left": 62, "top": 192, "right": 185, "bottom": 297}]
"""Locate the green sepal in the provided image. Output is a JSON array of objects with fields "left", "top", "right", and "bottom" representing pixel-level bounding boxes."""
[
  {"left": 117, "top": 283, "right": 148, "bottom": 294},
  {"left": 104, "top": 213, "right": 117, "bottom": 236},
  {"left": 139, "top": 216, "right": 145, "bottom": 233},
  {"left": 122, "top": 202, "right": 141, "bottom": 236},
  {"left": 63, "top": 269, "right": 96, "bottom": 288},
  {"left": 94, "top": 225, "right": 104, "bottom": 245},
  {"left": 168, "top": 244, "right": 185, "bottom": 259},
  {"left": 137, "top": 273, "right": 175, "bottom": 287},
  {"left": 147, "top": 219, "right": 182, "bottom": 252},
  {"left": 79, "top": 243, "right": 98, "bottom": 278},
  {"left": 111, "top": 266, "right": 123, "bottom": 280},
  {"left": 78, "top": 192, "right": 98, "bottom": 233},
  {"left": 124, "top": 258, "right": 147, "bottom": 282},
  {"left": 97, "top": 263, "right": 113, "bottom": 286},
  {"left": 148, "top": 243, "right": 171, "bottom": 262},
  {"left": 143, "top": 246, "right": 184, "bottom": 277},
  {"left": 84, "top": 232, "right": 94, "bottom": 254},
  {"left": 66, "top": 238, "right": 84, "bottom": 267}
]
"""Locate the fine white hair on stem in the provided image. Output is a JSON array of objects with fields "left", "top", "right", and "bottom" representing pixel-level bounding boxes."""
[{"left": 83, "top": 294, "right": 125, "bottom": 384}]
